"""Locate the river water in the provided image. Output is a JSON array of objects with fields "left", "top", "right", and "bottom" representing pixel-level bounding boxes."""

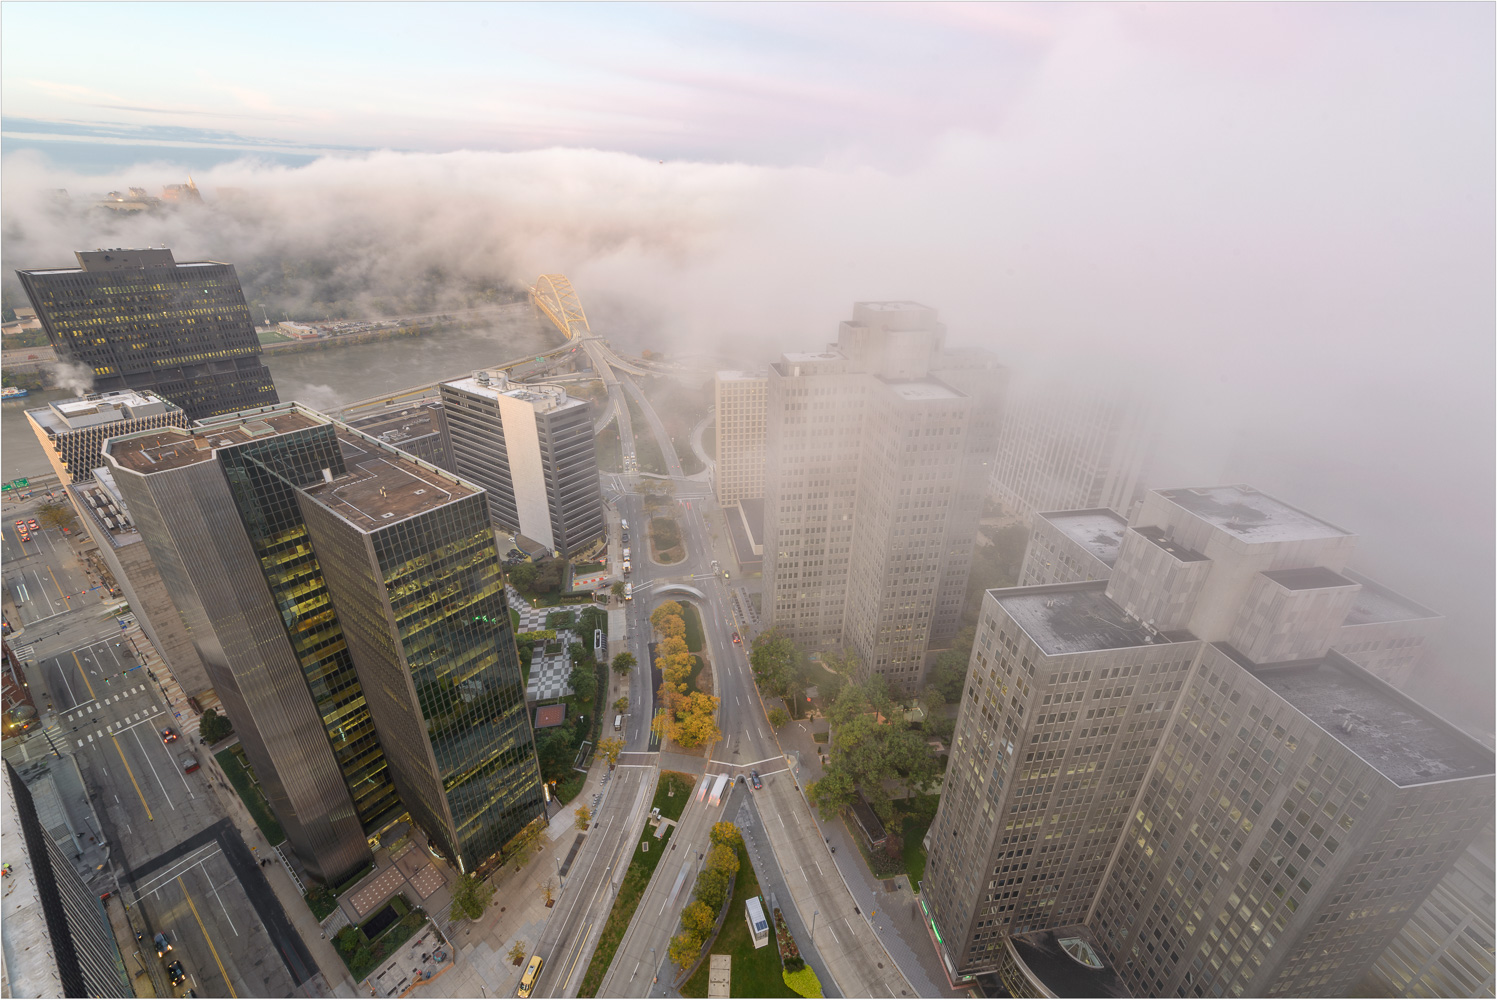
[{"left": 2, "top": 315, "right": 558, "bottom": 482}]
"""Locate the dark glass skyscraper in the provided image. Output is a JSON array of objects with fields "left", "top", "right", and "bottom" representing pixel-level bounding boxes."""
[{"left": 17, "top": 247, "right": 278, "bottom": 420}]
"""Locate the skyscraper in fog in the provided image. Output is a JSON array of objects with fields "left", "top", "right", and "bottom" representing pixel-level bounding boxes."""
[
  {"left": 18, "top": 248, "right": 278, "bottom": 421},
  {"left": 763, "top": 302, "right": 1005, "bottom": 690},
  {"left": 440, "top": 370, "right": 605, "bottom": 556},
  {"left": 713, "top": 369, "right": 768, "bottom": 507},
  {"left": 989, "top": 379, "right": 1156, "bottom": 521},
  {"left": 921, "top": 485, "right": 1493, "bottom": 996},
  {"left": 105, "top": 403, "right": 543, "bottom": 880}
]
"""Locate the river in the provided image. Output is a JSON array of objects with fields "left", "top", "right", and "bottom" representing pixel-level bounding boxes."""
[{"left": 2, "top": 314, "right": 559, "bottom": 482}]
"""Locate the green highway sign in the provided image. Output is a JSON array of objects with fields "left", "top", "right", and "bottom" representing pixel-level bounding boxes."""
[{"left": 1, "top": 478, "right": 28, "bottom": 491}]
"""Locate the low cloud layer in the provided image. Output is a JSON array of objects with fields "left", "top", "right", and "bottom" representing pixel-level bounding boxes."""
[{"left": 2, "top": 4, "right": 1491, "bottom": 726}]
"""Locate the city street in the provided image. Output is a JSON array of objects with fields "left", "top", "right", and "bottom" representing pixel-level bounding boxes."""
[{"left": 3, "top": 500, "right": 97, "bottom": 629}]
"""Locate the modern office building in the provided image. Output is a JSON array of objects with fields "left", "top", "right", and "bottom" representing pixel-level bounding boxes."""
[
  {"left": 1363, "top": 819, "right": 1495, "bottom": 998},
  {"left": 921, "top": 485, "right": 1493, "bottom": 996},
  {"left": 440, "top": 371, "right": 604, "bottom": 556},
  {"left": 762, "top": 302, "right": 1005, "bottom": 690},
  {"left": 2, "top": 760, "right": 129, "bottom": 998},
  {"left": 1017, "top": 509, "right": 1129, "bottom": 588},
  {"left": 103, "top": 403, "right": 543, "bottom": 881},
  {"left": 299, "top": 423, "right": 546, "bottom": 875},
  {"left": 66, "top": 468, "right": 214, "bottom": 701},
  {"left": 17, "top": 247, "right": 278, "bottom": 420},
  {"left": 104, "top": 407, "right": 400, "bottom": 882},
  {"left": 25, "top": 389, "right": 189, "bottom": 484},
  {"left": 713, "top": 370, "right": 768, "bottom": 507},
  {"left": 989, "top": 380, "right": 1156, "bottom": 521}
]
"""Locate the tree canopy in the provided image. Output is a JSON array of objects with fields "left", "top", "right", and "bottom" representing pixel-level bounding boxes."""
[
  {"left": 808, "top": 677, "right": 939, "bottom": 823},
  {"left": 749, "top": 628, "right": 803, "bottom": 698}
]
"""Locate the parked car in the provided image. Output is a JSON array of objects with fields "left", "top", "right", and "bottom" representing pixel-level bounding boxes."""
[
  {"left": 160, "top": 728, "right": 178, "bottom": 744},
  {"left": 154, "top": 932, "right": 172, "bottom": 957},
  {"left": 750, "top": 769, "right": 762, "bottom": 790},
  {"left": 26, "top": 519, "right": 39, "bottom": 531},
  {"left": 166, "top": 961, "right": 186, "bottom": 986}
]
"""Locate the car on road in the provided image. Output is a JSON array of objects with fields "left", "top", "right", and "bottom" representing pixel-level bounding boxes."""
[
  {"left": 160, "top": 728, "right": 178, "bottom": 744},
  {"left": 621, "top": 531, "right": 629, "bottom": 543},
  {"left": 732, "top": 631, "right": 741, "bottom": 644},
  {"left": 18, "top": 532, "right": 29, "bottom": 543},
  {"left": 166, "top": 961, "right": 186, "bottom": 986},
  {"left": 26, "top": 519, "right": 38, "bottom": 531},
  {"left": 750, "top": 769, "right": 762, "bottom": 790},
  {"left": 12, "top": 520, "right": 22, "bottom": 531},
  {"left": 518, "top": 955, "right": 544, "bottom": 998},
  {"left": 154, "top": 932, "right": 172, "bottom": 957},
  {"left": 179, "top": 753, "right": 200, "bottom": 773}
]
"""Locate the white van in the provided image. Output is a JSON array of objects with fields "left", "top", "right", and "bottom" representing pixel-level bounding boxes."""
[{"left": 614, "top": 714, "right": 623, "bottom": 732}]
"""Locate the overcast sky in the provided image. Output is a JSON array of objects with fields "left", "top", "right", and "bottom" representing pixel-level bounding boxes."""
[{"left": 3, "top": 2, "right": 1493, "bottom": 728}]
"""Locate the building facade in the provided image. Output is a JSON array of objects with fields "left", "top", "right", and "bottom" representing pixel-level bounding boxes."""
[
  {"left": 25, "top": 390, "right": 189, "bottom": 484},
  {"left": 989, "top": 380, "right": 1155, "bottom": 522},
  {"left": 921, "top": 485, "right": 1494, "bottom": 996},
  {"left": 17, "top": 247, "right": 278, "bottom": 420},
  {"left": 763, "top": 302, "right": 1004, "bottom": 690},
  {"left": 299, "top": 425, "right": 545, "bottom": 875},
  {"left": 1017, "top": 509, "right": 1130, "bottom": 588},
  {"left": 713, "top": 370, "right": 768, "bottom": 507},
  {"left": 2, "top": 761, "right": 129, "bottom": 998},
  {"left": 440, "top": 371, "right": 604, "bottom": 556},
  {"left": 67, "top": 469, "right": 214, "bottom": 701},
  {"left": 344, "top": 400, "right": 455, "bottom": 472},
  {"left": 104, "top": 409, "right": 397, "bottom": 882}
]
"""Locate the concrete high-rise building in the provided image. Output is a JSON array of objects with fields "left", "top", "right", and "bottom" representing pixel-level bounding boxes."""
[
  {"left": 298, "top": 421, "right": 546, "bottom": 875},
  {"left": 921, "top": 485, "right": 1493, "bottom": 996},
  {"left": 713, "top": 370, "right": 768, "bottom": 507},
  {"left": 344, "top": 400, "right": 455, "bottom": 472},
  {"left": 763, "top": 302, "right": 1005, "bottom": 690},
  {"left": 1017, "top": 508, "right": 1129, "bottom": 588},
  {"left": 2, "top": 760, "right": 129, "bottom": 998},
  {"left": 1362, "top": 819, "right": 1494, "bottom": 998},
  {"left": 104, "top": 407, "right": 401, "bottom": 882},
  {"left": 17, "top": 247, "right": 278, "bottom": 420},
  {"left": 989, "top": 379, "right": 1156, "bottom": 521},
  {"left": 66, "top": 468, "right": 214, "bottom": 701},
  {"left": 440, "top": 371, "right": 604, "bottom": 556},
  {"left": 104, "top": 403, "right": 543, "bottom": 880},
  {"left": 25, "top": 390, "right": 190, "bottom": 484}
]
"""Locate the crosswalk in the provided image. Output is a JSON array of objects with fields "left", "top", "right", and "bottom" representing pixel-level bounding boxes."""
[
  {"left": 10, "top": 643, "right": 34, "bottom": 661},
  {"left": 75, "top": 701, "right": 165, "bottom": 746}
]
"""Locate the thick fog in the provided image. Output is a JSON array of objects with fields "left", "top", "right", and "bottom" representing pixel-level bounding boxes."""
[{"left": 2, "top": 4, "right": 1491, "bottom": 728}]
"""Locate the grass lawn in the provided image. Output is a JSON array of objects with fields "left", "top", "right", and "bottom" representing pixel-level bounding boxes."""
[
  {"left": 676, "top": 437, "right": 704, "bottom": 476},
  {"left": 680, "top": 842, "right": 795, "bottom": 998},
  {"left": 687, "top": 655, "right": 709, "bottom": 697},
  {"left": 257, "top": 330, "right": 292, "bottom": 344},
  {"left": 899, "top": 794, "right": 940, "bottom": 888},
  {"left": 702, "top": 424, "right": 716, "bottom": 459},
  {"left": 596, "top": 423, "right": 623, "bottom": 473},
  {"left": 216, "top": 747, "right": 286, "bottom": 845},
  {"left": 578, "top": 822, "right": 676, "bottom": 996},
  {"left": 680, "top": 602, "right": 706, "bottom": 653},
  {"left": 653, "top": 770, "right": 695, "bottom": 821},
  {"left": 650, "top": 517, "right": 685, "bottom": 564}
]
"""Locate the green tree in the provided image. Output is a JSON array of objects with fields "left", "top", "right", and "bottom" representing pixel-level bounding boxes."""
[
  {"left": 706, "top": 843, "right": 739, "bottom": 878},
  {"left": 575, "top": 804, "right": 592, "bottom": 831},
  {"left": 612, "top": 580, "right": 626, "bottom": 599},
  {"left": 536, "top": 728, "right": 576, "bottom": 782},
  {"left": 767, "top": 706, "right": 790, "bottom": 730},
  {"left": 449, "top": 873, "right": 494, "bottom": 921},
  {"left": 597, "top": 736, "right": 626, "bottom": 767},
  {"left": 614, "top": 696, "right": 630, "bottom": 714},
  {"left": 807, "top": 765, "right": 858, "bottom": 821},
  {"left": 611, "top": 651, "right": 637, "bottom": 675},
  {"left": 929, "top": 625, "right": 975, "bottom": 702},
  {"left": 199, "top": 708, "right": 233, "bottom": 743},
  {"left": 749, "top": 628, "right": 802, "bottom": 698},
  {"left": 569, "top": 663, "right": 597, "bottom": 703},
  {"left": 693, "top": 867, "right": 730, "bottom": 911},
  {"left": 650, "top": 601, "right": 684, "bottom": 631},
  {"left": 508, "top": 561, "right": 538, "bottom": 591}
]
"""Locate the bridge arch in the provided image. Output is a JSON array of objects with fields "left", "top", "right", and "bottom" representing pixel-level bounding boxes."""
[
  {"left": 652, "top": 584, "right": 708, "bottom": 602},
  {"left": 529, "top": 274, "right": 590, "bottom": 340}
]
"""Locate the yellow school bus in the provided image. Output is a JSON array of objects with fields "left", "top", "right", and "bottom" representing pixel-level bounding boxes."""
[{"left": 518, "top": 955, "right": 544, "bottom": 997}]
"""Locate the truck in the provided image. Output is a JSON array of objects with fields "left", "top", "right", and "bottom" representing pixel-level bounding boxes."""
[
  {"left": 622, "top": 560, "right": 631, "bottom": 576},
  {"left": 708, "top": 772, "right": 730, "bottom": 806}
]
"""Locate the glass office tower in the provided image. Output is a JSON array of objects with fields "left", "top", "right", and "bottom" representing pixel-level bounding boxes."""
[{"left": 299, "top": 424, "right": 544, "bottom": 875}]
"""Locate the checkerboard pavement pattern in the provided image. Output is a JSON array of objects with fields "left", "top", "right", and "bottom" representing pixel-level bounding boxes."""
[{"left": 510, "top": 586, "right": 585, "bottom": 701}]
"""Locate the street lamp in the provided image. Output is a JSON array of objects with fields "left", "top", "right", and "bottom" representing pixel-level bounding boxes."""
[
  {"left": 555, "top": 855, "right": 566, "bottom": 889},
  {"left": 812, "top": 910, "right": 818, "bottom": 943}
]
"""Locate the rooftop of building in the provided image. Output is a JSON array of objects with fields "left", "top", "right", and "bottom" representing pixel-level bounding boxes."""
[
  {"left": 1157, "top": 485, "right": 1352, "bottom": 543},
  {"left": 104, "top": 407, "right": 324, "bottom": 473},
  {"left": 880, "top": 378, "right": 962, "bottom": 401},
  {"left": 994, "top": 582, "right": 1191, "bottom": 656},
  {"left": 1263, "top": 566, "right": 1357, "bottom": 591},
  {"left": 535, "top": 705, "right": 567, "bottom": 729},
  {"left": 18, "top": 248, "right": 228, "bottom": 276},
  {"left": 442, "top": 372, "right": 586, "bottom": 413},
  {"left": 1246, "top": 651, "right": 1495, "bottom": 786},
  {"left": 1133, "top": 525, "right": 1209, "bottom": 562},
  {"left": 300, "top": 428, "right": 477, "bottom": 531},
  {"left": 1039, "top": 509, "right": 1129, "bottom": 566},
  {"left": 1006, "top": 925, "right": 1130, "bottom": 998},
  {"left": 68, "top": 477, "right": 141, "bottom": 548},
  {"left": 344, "top": 402, "right": 445, "bottom": 445},
  {"left": 27, "top": 390, "right": 179, "bottom": 435},
  {"left": 715, "top": 369, "right": 768, "bottom": 382},
  {"left": 780, "top": 351, "right": 846, "bottom": 363},
  {"left": 1341, "top": 571, "right": 1442, "bottom": 626}
]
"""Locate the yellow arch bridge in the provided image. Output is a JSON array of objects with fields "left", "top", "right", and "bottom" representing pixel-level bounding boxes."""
[{"left": 529, "top": 274, "right": 590, "bottom": 340}]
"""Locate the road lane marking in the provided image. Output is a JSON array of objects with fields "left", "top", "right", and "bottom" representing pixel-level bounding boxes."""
[
  {"left": 47, "top": 564, "right": 70, "bottom": 608},
  {"left": 71, "top": 651, "right": 96, "bottom": 700},
  {"left": 111, "top": 735, "right": 153, "bottom": 820},
  {"left": 130, "top": 726, "right": 176, "bottom": 810},
  {"left": 178, "top": 876, "right": 237, "bottom": 997},
  {"left": 561, "top": 919, "right": 593, "bottom": 992}
]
